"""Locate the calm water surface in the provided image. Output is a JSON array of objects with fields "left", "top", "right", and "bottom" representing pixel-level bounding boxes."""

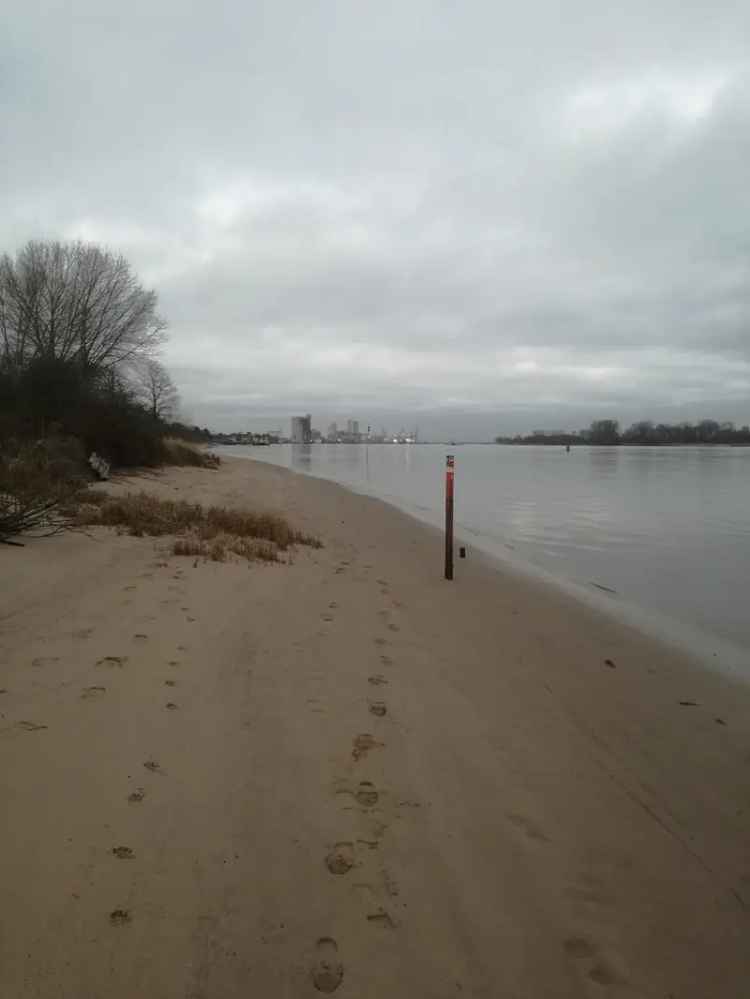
[{"left": 222, "top": 444, "right": 750, "bottom": 658}]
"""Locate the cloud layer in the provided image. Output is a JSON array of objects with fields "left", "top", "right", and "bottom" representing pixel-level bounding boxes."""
[{"left": 3, "top": 1, "right": 750, "bottom": 435}]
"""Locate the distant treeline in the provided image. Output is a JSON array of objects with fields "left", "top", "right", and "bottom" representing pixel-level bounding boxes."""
[{"left": 495, "top": 419, "right": 750, "bottom": 446}]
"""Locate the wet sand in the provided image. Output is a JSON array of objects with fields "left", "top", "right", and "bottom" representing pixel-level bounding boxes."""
[{"left": 1, "top": 456, "right": 749, "bottom": 997}]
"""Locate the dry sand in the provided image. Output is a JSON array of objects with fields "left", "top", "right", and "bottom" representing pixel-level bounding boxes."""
[{"left": 1, "top": 455, "right": 749, "bottom": 998}]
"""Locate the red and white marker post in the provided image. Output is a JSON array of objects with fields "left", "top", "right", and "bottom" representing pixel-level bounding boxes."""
[{"left": 445, "top": 454, "right": 455, "bottom": 580}]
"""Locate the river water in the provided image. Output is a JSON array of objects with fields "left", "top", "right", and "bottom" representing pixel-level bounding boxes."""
[{"left": 220, "top": 443, "right": 750, "bottom": 664}]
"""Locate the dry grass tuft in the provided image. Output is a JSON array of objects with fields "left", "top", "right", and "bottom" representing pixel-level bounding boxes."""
[
  {"left": 172, "top": 532, "right": 281, "bottom": 563},
  {"left": 73, "top": 489, "right": 320, "bottom": 563},
  {"left": 162, "top": 439, "right": 220, "bottom": 469},
  {"left": 172, "top": 536, "right": 204, "bottom": 558}
]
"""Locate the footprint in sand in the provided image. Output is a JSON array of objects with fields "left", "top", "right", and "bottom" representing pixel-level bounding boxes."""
[
  {"left": 31, "top": 656, "right": 60, "bottom": 669},
  {"left": 588, "top": 963, "right": 625, "bottom": 986},
  {"left": 321, "top": 615, "right": 334, "bottom": 622},
  {"left": 143, "top": 759, "right": 162, "bottom": 774},
  {"left": 376, "top": 579, "right": 388, "bottom": 587},
  {"left": 379, "top": 655, "right": 393, "bottom": 666},
  {"left": 81, "top": 686, "right": 106, "bottom": 700},
  {"left": 387, "top": 623, "right": 399, "bottom": 632},
  {"left": 165, "top": 679, "right": 176, "bottom": 687},
  {"left": 383, "top": 870, "right": 400, "bottom": 897},
  {"left": 16, "top": 720, "right": 48, "bottom": 732},
  {"left": 325, "top": 842, "right": 355, "bottom": 875},
  {"left": 165, "top": 702, "right": 178, "bottom": 711},
  {"left": 311, "top": 937, "right": 343, "bottom": 993},
  {"left": 374, "top": 638, "right": 387, "bottom": 647},
  {"left": 109, "top": 909, "right": 132, "bottom": 926},
  {"left": 367, "top": 909, "right": 395, "bottom": 929},
  {"left": 112, "top": 846, "right": 134, "bottom": 860},
  {"left": 128, "top": 788, "right": 145, "bottom": 803},
  {"left": 397, "top": 798, "right": 421, "bottom": 810},
  {"left": 369, "top": 701, "right": 387, "bottom": 717},
  {"left": 368, "top": 674, "right": 388, "bottom": 686},
  {"left": 97, "top": 656, "right": 128, "bottom": 668},
  {"left": 72, "top": 627, "right": 94, "bottom": 639},
  {"left": 134, "top": 634, "right": 148, "bottom": 642},
  {"left": 355, "top": 781, "right": 379, "bottom": 807},
  {"left": 563, "top": 936, "right": 627, "bottom": 986},
  {"left": 352, "top": 733, "right": 383, "bottom": 762},
  {"left": 123, "top": 585, "right": 137, "bottom": 592},
  {"left": 506, "top": 812, "right": 551, "bottom": 844}
]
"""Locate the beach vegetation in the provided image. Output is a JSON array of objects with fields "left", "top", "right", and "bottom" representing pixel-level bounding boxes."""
[
  {"left": 69, "top": 489, "right": 321, "bottom": 562},
  {"left": 0, "top": 240, "right": 213, "bottom": 467},
  {"left": 162, "top": 438, "right": 220, "bottom": 468},
  {"left": 0, "top": 439, "right": 81, "bottom": 543}
]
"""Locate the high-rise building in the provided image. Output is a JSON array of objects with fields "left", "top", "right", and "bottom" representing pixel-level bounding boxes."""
[
  {"left": 291, "top": 414, "right": 312, "bottom": 443},
  {"left": 327, "top": 422, "right": 338, "bottom": 440},
  {"left": 346, "top": 419, "right": 359, "bottom": 436}
]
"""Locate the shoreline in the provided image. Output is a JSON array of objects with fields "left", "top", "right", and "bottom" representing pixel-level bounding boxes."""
[
  {"left": 222, "top": 447, "right": 750, "bottom": 679},
  {"left": 2, "top": 455, "right": 749, "bottom": 996}
]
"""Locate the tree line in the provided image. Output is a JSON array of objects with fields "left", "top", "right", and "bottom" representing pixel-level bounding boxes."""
[
  {"left": 495, "top": 419, "right": 750, "bottom": 446},
  {"left": 0, "top": 239, "right": 209, "bottom": 466}
]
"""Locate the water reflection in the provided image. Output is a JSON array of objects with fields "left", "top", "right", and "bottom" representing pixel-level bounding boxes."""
[
  {"left": 290, "top": 443, "right": 312, "bottom": 470},
  {"left": 587, "top": 446, "right": 620, "bottom": 477},
  {"left": 226, "top": 443, "right": 750, "bottom": 650}
]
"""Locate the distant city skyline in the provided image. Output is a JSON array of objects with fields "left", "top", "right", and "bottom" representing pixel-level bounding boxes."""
[
  {"left": 192, "top": 401, "right": 750, "bottom": 443},
  {"left": 287, "top": 415, "right": 420, "bottom": 443}
]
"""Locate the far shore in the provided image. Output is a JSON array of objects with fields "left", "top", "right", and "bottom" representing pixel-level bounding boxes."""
[{"left": 2, "top": 454, "right": 749, "bottom": 997}]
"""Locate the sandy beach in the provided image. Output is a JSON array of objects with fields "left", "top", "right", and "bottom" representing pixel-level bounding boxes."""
[{"left": 1, "top": 454, "right": 749, "bottom": 998}]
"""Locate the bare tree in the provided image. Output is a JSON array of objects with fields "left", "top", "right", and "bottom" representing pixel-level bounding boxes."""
[
  {"left": 0, "top": 240, "right": 166, "bottom": 373},
  {"left": 133, "top": 359, "right": 180, "bottom": 422}
]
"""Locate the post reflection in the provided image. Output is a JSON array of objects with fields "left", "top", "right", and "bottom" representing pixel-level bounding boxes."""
[{"left": 290, "top": 443, "right": 312, "bottom": 470}]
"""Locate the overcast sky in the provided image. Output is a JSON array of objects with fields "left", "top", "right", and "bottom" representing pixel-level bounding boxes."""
[{"left": 3, "top": 1, "right": 750, "bottom": 437}]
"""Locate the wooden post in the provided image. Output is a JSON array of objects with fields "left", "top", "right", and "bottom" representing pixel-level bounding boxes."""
[{"left": 445, "top": 454, "right": 455, "bottom": 580}]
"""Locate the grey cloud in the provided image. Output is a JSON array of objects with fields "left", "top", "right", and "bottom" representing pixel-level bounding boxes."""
[{"left": 2, "top": 0, "right": 750, "bottom": 434}]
